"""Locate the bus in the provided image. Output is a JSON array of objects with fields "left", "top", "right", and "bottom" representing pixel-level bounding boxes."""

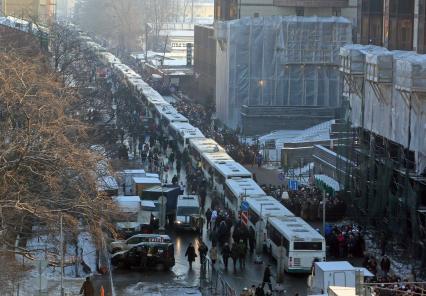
[
  {"left": 188, "top": 138, "right": 225, "bottom": 168},
  {"left": 266, "top": 216, "right": 326, "bottom": 273},
  {"left": 244, "top": 196, "right": 295, "bottom": 247},
  {"left": 211, "top": 161, "right": 252, "bottom": 193},
  {"left": 168, "top": 121, "right": 204, "bottom": 153},
  {"left": 224, "top": 178, "right": 265, "bottom": 215}
]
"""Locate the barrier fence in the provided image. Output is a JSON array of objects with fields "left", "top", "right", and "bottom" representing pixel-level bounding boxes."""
[{"left": 200, "top": 257, "right": 237, "bottom": 296}]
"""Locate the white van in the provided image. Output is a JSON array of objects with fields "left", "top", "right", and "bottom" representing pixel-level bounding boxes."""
[{"left": 175, "top": 195, "right": 200, "bottom": 230}]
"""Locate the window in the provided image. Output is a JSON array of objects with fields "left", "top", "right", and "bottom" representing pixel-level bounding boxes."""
[
  {"left": 293, "top": 241, "right": 323, "bottom": 251},
  {"left": 296, "top": 7, "right": 304, "bottom": 16},
  {"left": 332, "top": 8, "right": 341, "bottom": 17},
  {"left": 266, "top": 223, "right": 289, "bottom": 255},
  {"left": 248, "top": 207, "right": 260, "bottom": 225},
  {"left": 177, "top": 207, "right": 199, "bottom": 216}
]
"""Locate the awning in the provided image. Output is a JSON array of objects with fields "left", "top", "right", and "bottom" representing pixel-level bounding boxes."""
[{"left": 314, "top": 174, "right": 341, "bottom": 195}]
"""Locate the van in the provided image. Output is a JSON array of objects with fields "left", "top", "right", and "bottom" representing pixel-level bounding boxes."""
[{"left": 174, "top": 195, "right": 200, "bottom": 230}]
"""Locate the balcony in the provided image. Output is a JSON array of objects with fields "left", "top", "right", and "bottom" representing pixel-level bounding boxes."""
[{"left": 273, "top": 0, "right": 349, "bottom": 7}]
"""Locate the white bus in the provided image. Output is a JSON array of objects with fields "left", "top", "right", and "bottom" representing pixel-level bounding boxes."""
[
  {"left": 224, "top": 178, "right": 265, "bottom": 215},
  {"left": 168, "top": 121, "right": 205, "bottom": 153},
  {"left": 211, "top": 161, "right": 252, "bottom": 194},
  {"left": 188, "top": 138, "right": 225, "bottom": 168},
  {"left": 244, "top": 196, "right": 295, "bottom": 246},
  {"left": 266, "top": 216, "right": 326, "bottom": 274}
]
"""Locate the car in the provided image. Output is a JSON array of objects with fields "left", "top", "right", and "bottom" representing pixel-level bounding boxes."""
[
  {"left": 109, "top": 233, "right": 171, "bottom": 254},
  {"left": 111, "top": 241, "right": 175, "bottom": 270}
]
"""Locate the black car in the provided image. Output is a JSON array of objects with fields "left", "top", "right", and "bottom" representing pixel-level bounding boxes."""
[{"left": 111, "top": 242, "right": 175, "bottom": 270}]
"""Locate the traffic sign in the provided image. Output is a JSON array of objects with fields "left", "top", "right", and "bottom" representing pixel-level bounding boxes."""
[
  {"left": 241, "top": 211, "right": 248, "bottom": 225},
  {"left": 240, "top": 201, "right": 249, "bottom": 211},
  {"left": 288, "top": 180, "right": 298, "bottom": 191}
]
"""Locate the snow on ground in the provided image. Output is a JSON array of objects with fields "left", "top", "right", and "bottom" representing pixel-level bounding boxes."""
[
  {"left": 18, "top": 228, "right": 99, "bottom": 295},
  {"left": 125, "top": 282, "right": 201, "bottom": 296}
]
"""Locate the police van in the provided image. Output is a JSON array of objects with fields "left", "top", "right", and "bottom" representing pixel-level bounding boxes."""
[{"left": 174, "top": 195, "right": 200, "bottom": 230}]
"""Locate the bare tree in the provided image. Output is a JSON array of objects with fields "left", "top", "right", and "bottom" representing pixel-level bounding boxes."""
[{"left": 0, "top": 46, "right": 119, "bottom": 265}]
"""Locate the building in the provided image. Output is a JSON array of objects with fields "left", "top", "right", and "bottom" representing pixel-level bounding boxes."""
[
  {"left": 193, "top": 0, "right": 359, "bottom": 109},
  {"left": 1, "top": 0, "right": 56, "bottom": 25},
  {"left": 193, "top": 24, "right": 216, "bottom": 105},
  {"left": 358, "top": 0, "right": 426, "bottom": 53},
  {"left": 312, "top": 0, "right": 426, "bottom": 260},
  {"left": 56, "top": 0, "right": 74, "bottom": 19},
  {"left": 215, "top": 16, "right": 352, "bottom": 133},
  {"left": 214, "top": 0, "right": 358, "bottom": 26}
]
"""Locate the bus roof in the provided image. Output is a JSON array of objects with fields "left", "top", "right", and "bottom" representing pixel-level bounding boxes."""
[
  {"left": 268, "top": 216, "right": 324, "bottom": 241},
  {"left": 225, "top": 178, "right": 265, "bottom": 198},
  {"left": 246, "top": 196, "right": 294, "bottom": 218},
  {"left": 169, "top": 122, "right": 205, "bottom": 139},
  {"left": 189, "top": 138, "right": 225, "bottom": 154},
  {"left": 213, "top": 161, "right": 252, "bottom": 178},
  {"left": 158, "top": 105, "right": 188, "bottom": 123},
  {"left": 203, "top": 151, "right": 234, "bottom": 166}
]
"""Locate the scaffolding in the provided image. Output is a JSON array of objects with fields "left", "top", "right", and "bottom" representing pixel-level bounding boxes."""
[{"left": 337, "top": 45, "right": 426, "bottom": 261}]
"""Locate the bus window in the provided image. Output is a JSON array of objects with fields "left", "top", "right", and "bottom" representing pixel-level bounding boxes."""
[
  {"left": 267, "top": 223, "right": 289, "bottom": 255},
  {"left": 293, "top": 242, "right": 323, "bottom": 251},
  {"left": 248, "top": 207, "right": 260, "bottom": 225}
]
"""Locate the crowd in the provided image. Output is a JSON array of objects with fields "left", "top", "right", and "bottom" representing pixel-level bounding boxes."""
[
  {"left": 283, "top": 186, "right": 346, "bottom": 222},
  {"left": 325, "top": 224, "right": 365, "bottom": 258},
  {"left": 171, "top": 98, "right": 259, "bottom": 165}
]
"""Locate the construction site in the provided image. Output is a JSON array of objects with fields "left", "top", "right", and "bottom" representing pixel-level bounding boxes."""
[{"left": 312, "top": 44, "right": 426, "bottom": 267}]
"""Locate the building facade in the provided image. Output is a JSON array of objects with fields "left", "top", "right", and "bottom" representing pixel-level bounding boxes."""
[
  {"left": 358, "top": 0, "right": 426, "bottom": 53},
  {"left": 1, "top": 0, "right": 55, "bottom": 24},
  {"left": 192, "top": 0, "right": 359, "bottom": 123}
]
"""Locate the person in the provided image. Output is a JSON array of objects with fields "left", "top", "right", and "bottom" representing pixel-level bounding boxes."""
[
  {"left": 237, "top": 239, "right": 247, "bottom": 269},
  {"left": 380, "top": 255, "right": 391, "bottom": 277},
  {"left": 198, "top": 241, "right": 208, "bottom": 265},
  {"left": 172, "top": 174, "right": 178, "bottom": 185},
  {"left": 248, "top": 285, "right": 257, "bottom": 296},
  {"left": 79, "top": 277, "right": 94, "bottom": 296},
  {"left": 255, "top": 284, "right": 265, "bottom": 296},
  {"left": 179, "top": 181, "right": 185, "bottom": 194},
  {"left": 205, "top": 208, "right": 212, "bottom": 230},
  {"left": 262, "top": 265, "right": 273, "bottom": 292},
  {"left": 185, "top": 242, "right": 197, "bottom": 269},
  {"left": 222, "top": 242, "right": 231, "bottom": 270},
  {"left": 210, "top": 244, "right": 218, "bottom": 266},
  {"left": 231, "top": 243, "right": 239, "bottom": 272},
  {"left": 248, "top": 227, "right": 256, "bottom": 254}
]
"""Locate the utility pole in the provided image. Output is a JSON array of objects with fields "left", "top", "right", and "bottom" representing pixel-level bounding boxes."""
[
  {"left": 60, "top": 214, "right": 64, "bottom": 296},
  {"left": 191, "top": 0, "right": 194, "bottom": 23},
  {"left": 322, "top": 190, "right": 326, "bottom": 236}
]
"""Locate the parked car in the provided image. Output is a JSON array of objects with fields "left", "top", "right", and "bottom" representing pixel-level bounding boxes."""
[
  {"left": 111, "top": 241, "right": 175, "bottom": 270},
  {"left": 110, "top": 233, "right": 171, "bottom": 254}
]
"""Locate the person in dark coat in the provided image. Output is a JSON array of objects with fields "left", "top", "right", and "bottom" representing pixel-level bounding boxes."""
[
  {"left": 79, "top": 277, "right": 94, "bottom": 296},
  {"left": 230, "top": 243, "right": 239, "bottom": 272},
  {"left": 248, "top": 227, "right": 256, "bottom": 254},
  {"left": 237, "top": 240, "right": 246, "bottom": 269},
  {"left": 255, "top": 284, "right": 265, "bottom": 296},
  {"left": 185, "top": 243, "right": 197, "bottom": 269},
  {"left": 198, "top": 241, "right": 208, "bottom": 265},
  {"left": 205, "top": 208, "right": 212, "bottom": 230},
  {"left": 221, "top": 242, "right": 231, "bottom": 270},
  {"left": 262, "top": 265, "right": 273, "bottom": 292},
  {"left": 380, "top": 255, "right": 391, "bottom": 277}
]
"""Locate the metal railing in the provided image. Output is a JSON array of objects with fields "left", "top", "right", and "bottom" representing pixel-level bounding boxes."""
[{"left": 199, "top": 256, "right": 237, "bottom": 296}]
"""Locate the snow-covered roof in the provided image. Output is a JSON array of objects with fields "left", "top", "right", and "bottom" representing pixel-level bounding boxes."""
[
  {"left": 132, "top": 177, "right": 161, "bottom": 184},
  {"left": 97, "top": 176, "right": 119, "bottom": 191}
]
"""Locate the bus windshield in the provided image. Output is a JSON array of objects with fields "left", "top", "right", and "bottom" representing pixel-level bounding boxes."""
[
  {"left": 176, "top": 207, "right": 199, "bottom": 216},
  {"left": 293, "top": 241, "right": 323, "bottom": 251}
]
